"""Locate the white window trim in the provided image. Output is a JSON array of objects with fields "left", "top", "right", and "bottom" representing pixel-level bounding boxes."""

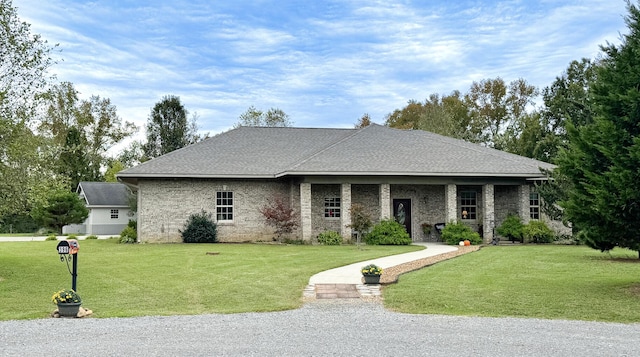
[
  {"left": 530, "top": 192, "right": 540, "bottom": 220},
  {"left": 216, "top": 191, "right": 234, "bottom": 223}
]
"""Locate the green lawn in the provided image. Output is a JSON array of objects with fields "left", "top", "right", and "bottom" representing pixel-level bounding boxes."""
[
  {"left": 384, "top": 245, "right": 640, "bottom": 323},
  {"left": 0, "top": 239, "right": 421, "bottom": 320},
  {"left": 0, "top": 233, "right": 38, "bottom": 237}
]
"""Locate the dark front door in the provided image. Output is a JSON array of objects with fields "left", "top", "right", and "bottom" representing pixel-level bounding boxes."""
[{"left": 393, "top": 199, "right": 412, "bottom": 238}]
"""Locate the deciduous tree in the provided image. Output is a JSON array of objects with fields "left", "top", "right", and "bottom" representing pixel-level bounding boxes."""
[
  {"left": 235, "top": 105, "right": 292, "bottom": 127},
  {"left": 0, "top": 0, "right": 60, "bottom": 222},
  {"left": 39, "top": 82, "right": 137, "bottom": 189},
  {"left": 354, "top": 113, "right": 372, "bottom": 128}
]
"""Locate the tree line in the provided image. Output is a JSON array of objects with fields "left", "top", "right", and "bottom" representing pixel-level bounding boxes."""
[{"left": 382, "top": 59, "right": 596, "bottom": 164}]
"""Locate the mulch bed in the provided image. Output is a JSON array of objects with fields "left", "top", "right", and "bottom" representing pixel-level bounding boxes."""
[{"left": 380, "top": 245, "right": 481, "bottom": 284}]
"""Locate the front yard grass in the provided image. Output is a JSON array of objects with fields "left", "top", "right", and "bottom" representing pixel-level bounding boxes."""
[
  {"left": 384, "top": 245, "right": 640, "bottom": 323},
  {"left": 0, "top": 239, "right": 421, "bottom": 320}
]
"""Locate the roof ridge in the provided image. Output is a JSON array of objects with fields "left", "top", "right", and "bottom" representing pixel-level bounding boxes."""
[
  {"left": 278, "top": 126, "right": 366, "bottom": 175},
  {"left": 410, "top": 128, "right": 550, "bottom": 168}
]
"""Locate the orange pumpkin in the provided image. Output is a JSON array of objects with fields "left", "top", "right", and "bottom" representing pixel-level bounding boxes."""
[{"left": 463, "top": 240, "right": 471, "bottom": 246}]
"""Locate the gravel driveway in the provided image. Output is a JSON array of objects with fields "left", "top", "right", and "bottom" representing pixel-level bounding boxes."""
[{"left": 2, "top": 300, "right": 639, "bottom": 356}]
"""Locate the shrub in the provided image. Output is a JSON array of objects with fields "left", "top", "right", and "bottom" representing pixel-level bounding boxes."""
[
  {"left": 317, "top": 230, "right": 343, "bottom": 245},
  {"left": 496, "top": 214, "right": 524, "bottom": 242},
  {"left": 85, "top": 235, "right": 98, "bottom": 240},
  {"left": 349, "top": 203, "right": 373, "bottom": 242},
  {"left": 118, "top": 226, "right": 137, "bottom": 244},
  {"left": 45, "top": 234, "right": 58, "bottom": 241},
  {"left": 67, "top": 234, "right": 78, "bottom": 239},
  {"left": 127, "top": 220, "right": 137, "bottom": 229},
  {"left": 523, "top": 221, "right": 555, "bottom": 243},
  {"left": 364, "top": 219, "right": 411, "bottom": 245},
  {"left": 181, "top": 210, "right": 218, "bottom": 243},
  {"left": 259, "top": 195, "right": 299, "bottom": 241},
  {"left": 441, "top": 221, "right": 482, "bottom": 245}
]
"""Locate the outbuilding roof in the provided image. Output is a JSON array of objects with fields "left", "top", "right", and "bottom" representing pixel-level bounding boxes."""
[
  {"left": 117, "top": 124, "right": 553, "bottom": 182},
  {"left": 77, "top": 182, "right": 130, "bottom": 207}
]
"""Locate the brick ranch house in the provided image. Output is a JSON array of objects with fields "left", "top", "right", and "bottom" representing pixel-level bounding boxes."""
[{"left": 117, "top": 124, "right": 563, "bottom": 243}]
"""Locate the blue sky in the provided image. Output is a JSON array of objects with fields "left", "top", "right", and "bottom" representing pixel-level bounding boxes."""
[{"left": 14, "top": 0, "right": 628, "bottom": 141}]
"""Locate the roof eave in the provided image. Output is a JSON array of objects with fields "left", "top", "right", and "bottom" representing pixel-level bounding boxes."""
[
  {"left": 116, "top": 173, "right": 278, "bottom": 180},
  {"left": 276, "top": 171, "right": 548, "bottom": 179}
]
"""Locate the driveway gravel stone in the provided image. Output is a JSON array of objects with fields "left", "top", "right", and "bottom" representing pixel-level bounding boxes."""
[{"left": 2, "top": 300, "right": 639, "bottom": 356}]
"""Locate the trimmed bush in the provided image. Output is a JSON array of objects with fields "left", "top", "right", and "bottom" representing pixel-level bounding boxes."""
[
  {"left": 364, "top": 219, "right": 411, "bottom": 245},
  {"left": 523, "top": 221, "right": 555, "bottom": 243},
  {"left": 118, "top": 226, "right": 137, "bottom": 244},
  {"left": 317, "top": 230, "right": 343, "bottom": 245},
  {"left": 85, "top": 235, "right": 98, "bottom": 240},
  {"left": 45, "top": 234, "right": 57, "bottom": 241},
  {"left": 496, "top": 214, "right": 524, "bottom": 242},
  {"left": 441, "top": 221, "right": 482, "bottom": 245},
  {"left": 181, "top": 210, "right": 218, "bottom": 243}
]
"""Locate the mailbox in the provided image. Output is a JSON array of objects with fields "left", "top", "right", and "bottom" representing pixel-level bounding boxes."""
[
  {"left": 57, "top": 240, "right": 70, "bottom": 255},
  {"left": 56, "top": 239, "right": 79, "bottom": 255},
  {"left": 56, "top": 239, "right": 80, "bottom": 291}
]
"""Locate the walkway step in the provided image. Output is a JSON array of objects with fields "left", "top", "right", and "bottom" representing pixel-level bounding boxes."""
[{"left": 303, "top": 283, "right": 381, "bottom": 300}]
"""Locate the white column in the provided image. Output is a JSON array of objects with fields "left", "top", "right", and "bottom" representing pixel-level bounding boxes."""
[
  {"left": 445, "top": 184, "right": 457, "bottom": 222},
  {"left": 518, "top": 184, "right": 531, "bottom": 225},
  {"left": 483, "top": 184, "right": 495, "bottom": 243},
  {"left": 300, "top": 183, "right": 312, "bottom": 241},
  {"left": 341, "top": 183, "right": 352, "bottom": 240},
  {"left": 379, "top": 183, "right": 391, "bottom": 220}
]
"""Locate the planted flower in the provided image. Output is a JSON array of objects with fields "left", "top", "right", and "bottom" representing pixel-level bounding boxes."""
[
  {"left": 361, "top": 264, "right": 383, "bottom": 276},
  {"left": 51, "top": 289, "right": 81, "bottom": 304}
]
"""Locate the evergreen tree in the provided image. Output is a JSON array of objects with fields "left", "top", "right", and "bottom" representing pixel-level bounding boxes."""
[{"left": 556, "top": 1, "right": 640, "bottom": 257}]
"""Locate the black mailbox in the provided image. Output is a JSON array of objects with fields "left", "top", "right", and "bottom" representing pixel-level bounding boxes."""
[
  {"left": 57, "top": 239, "right": 79, "bottom": 255},
  {"left": 56, "top": 239, "right": 80, "bottom": 291},
  {"left": 57, "top": 240, "right": 70, "bottom": 255}
]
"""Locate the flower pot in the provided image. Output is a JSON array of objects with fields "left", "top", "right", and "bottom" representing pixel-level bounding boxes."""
[
  {"left": 57, "top": 302, "right": 81, "bottom": 317},
  {"left": 363, "top": 275, "right": 381, "bottom": 284}
]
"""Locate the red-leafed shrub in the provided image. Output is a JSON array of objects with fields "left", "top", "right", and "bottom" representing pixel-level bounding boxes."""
[{"left": 259, "top": 196, "right": 299, "bottom": 241}]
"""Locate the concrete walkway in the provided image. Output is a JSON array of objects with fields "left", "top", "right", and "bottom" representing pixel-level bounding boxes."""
[{"left": 304, "top": 243, "right": 458, "bottom": 299}]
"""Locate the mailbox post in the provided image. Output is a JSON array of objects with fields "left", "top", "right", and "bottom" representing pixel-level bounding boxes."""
[{"left": 56, "top": 239, "right": 79, "bottom": 291}]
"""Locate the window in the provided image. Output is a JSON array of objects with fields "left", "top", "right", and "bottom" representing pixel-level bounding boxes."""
[
  {"left": 530, "top": 192, "right": 540, "bottom": 220},
  {"left": 216, "top": 191, "right": 233, "bottom": 221},
  {"left": 110, "top": 209, "right": 119, "bottom": 219},
  {"left": 460, "top": 191, "right": 477, "bottom": 220},
  {"left": 324, "top": 197, "right": 341, "bottom": 218}
]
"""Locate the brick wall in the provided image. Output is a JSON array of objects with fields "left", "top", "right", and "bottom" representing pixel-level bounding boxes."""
[{"left": 138, "top": 179, "right": 294, "bottom": 243}]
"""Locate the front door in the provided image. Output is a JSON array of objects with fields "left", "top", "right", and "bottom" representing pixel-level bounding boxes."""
[{"left": 393, "top": 199, "right": 412, "bottom": 238}]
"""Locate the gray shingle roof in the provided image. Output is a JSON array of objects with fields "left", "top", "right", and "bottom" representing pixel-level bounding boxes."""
[
  {"left": 117, "top": 124, "right": 553, "bottom": 181},
  {"left": 78, "top": 182, "right": 130, "bottom": 206}
]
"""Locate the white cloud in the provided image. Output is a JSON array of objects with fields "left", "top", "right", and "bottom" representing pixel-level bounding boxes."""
[{"left": 12, "top": 0, "right": 629, "bottom": 136}]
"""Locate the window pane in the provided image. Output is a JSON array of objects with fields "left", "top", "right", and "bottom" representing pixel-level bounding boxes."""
[
  {"left": 216, "top": 191, "right": 233, "bottom": 221},
  {"left": 324, "top": 197, "right": 341, "bottom": 218},
  {"left": 461, "top": 191, "right": 477, "bottom": 220}
]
